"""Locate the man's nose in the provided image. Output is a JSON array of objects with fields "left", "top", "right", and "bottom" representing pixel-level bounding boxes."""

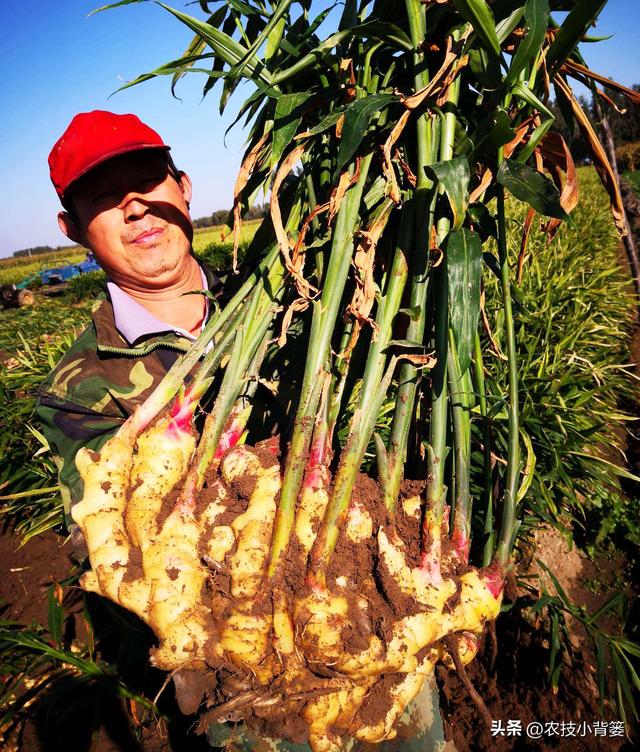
[{"left": 121, "top": 193, "right": 150, "bottom": 222}]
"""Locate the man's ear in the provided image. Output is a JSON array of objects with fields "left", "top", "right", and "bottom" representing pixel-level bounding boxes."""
[
  {"left": 57, "top": 211, "right": 84, "bottom": 245},
  {"left": 178, "top": 172, "right": 193, "bottom": 207}
]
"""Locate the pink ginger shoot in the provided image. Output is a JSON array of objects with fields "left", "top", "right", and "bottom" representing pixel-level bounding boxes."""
[{"left": 482, "top": 560, "right": 505, "bottom": 599}]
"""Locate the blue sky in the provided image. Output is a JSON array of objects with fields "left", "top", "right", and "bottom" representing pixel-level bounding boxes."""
[{"left": 1, "top": 0, "right": 639, "bottom": 258}]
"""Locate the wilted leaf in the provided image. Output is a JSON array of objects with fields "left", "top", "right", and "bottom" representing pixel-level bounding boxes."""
[
  {"left": 403, "top": 32, "right": 470, "bottom": 111},
  {"left": 555, "top": 75, "right": 626, "bottom": 234},
  {"left": 538, "top": 131, "right": 579, "bottom": 239},
  {"left": 382, "top": 111, "right": 411, "bottom": 203},
  {"left": 562, "top": 59, "right": 640, "bottom": 106},
  {"left": 344, "top": 201, "right": 394, "bottom": 351},
  {"left": 270, "top": 143, "right": 316, "bottom": 299},
  {"left": 233, "top": 133, "right": 269, "bottom": 270}
]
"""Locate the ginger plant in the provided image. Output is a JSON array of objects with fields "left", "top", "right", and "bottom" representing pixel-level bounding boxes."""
[{"left": 73, "top": 0, "right": 639, "bottom": 748}]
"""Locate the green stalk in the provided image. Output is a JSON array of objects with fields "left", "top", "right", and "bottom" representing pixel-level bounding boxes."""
[
  {"left": 326, "top": 319, "right": 355, "bottom": 442},
  {"left": 380, "top": 200, "right": 416, "bottom": 511},
  {"left": 447, "top": 331, "right": 472, "bottom": 562},
  {"left": 304, "top": 172, "right": 320, "bottom": 234},
  {"left": 311, "top": 357, "right": 400, "bottom": 576},
  {"left": 268, "top": 153, "right": 374, "bottom": 577},
  {"left": 189, "top": 302, "right": 249, "bottom": 395},
  {"left": 383, "top": 0, "right": 436, "bottom": 511},
  {"left": 187, "top": 271, "right": 285, "bottom": 495},
  {"left": 474, "top": 332, "right": 495, "bottom": 567},
  {"left": 311, "top": 201, "right": 409, "bottom": 569},
  {"left": 182, "top": 187, "right": 305, "bottom": 493},
  {"left": 422, "top": 58, "right": 462, "bottom": 565},
  {"left": 493, "top": 183, "right": 521, "bottom": 568},
  {"left": 424, "top": 253, "right": 448, "bottom": 537}
]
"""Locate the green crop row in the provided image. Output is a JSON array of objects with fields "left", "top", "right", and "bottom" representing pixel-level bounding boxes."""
[{"left": 482, "top": 169, "right": 638, "bottom": 555}]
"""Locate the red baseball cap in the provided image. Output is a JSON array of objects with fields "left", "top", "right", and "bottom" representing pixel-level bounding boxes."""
[{"left": 49, "top": 110, "right": 171, "bottom": 200}]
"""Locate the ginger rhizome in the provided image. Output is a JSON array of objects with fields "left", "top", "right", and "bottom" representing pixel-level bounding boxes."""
[{"left": 74, "top": 422, "right": 502, "bottom": 751}]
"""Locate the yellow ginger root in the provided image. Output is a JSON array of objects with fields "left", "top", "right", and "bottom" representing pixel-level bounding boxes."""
[
  {"left": 198, "top": 482, "right": 237, "bottom": 565},
  {"left": 74, "top": 423, "right": 505, "bottom": 749},
  {"left": 124, "top": 414, "right": 196, "bottom": 546},
  {"left": 304, "top": 682, "right": 372, "bottom": 752},
  {"left": 150, "top": 444, "right": 279, "bottom": 669},
  {"left": 221, "top": 445, "right": 264, "bottom": 482},
  {"left": 73, "top": 424, "right": 138, "bottom": 602},
  {"left": 377, "top": 527, "right": 456, "bottom": 605},
  {"left": 218, "top": 603, "right": 278, "bottom": 684},
  {"left": 213, "top": 447, "right": 281, "bottom": 682},
  {"left": 229, "top": 463, "right": 280, "bottom": 598},
  {"left": 119, "top": 416, "right": 197, "bottom": 619},
  {"left": 145, "top": 505, "right": 212, "bottom": 668},
  {"left": 297, "top": 527, "right": 501, "bottom": 682},
  {"left": 345, "top": 501, "right": 373, "bottom": 542}
]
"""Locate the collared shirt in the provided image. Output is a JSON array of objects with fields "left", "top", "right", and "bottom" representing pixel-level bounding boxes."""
[{"left": 106, "top": 266, "right": 209, "bottom": 345}]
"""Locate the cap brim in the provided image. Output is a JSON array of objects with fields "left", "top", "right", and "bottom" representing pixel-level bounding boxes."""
[{"left": 61, "top": 142, "right": 171, "bottom": 199}]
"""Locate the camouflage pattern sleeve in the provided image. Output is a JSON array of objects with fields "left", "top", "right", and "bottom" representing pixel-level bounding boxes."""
[{"left": 34, "top": 303, "right": 185, "bottom": 551}]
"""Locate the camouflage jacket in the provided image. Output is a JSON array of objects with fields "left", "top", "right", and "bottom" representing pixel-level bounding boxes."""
[{"left": 35, "top": 263, "right": 222, "bottom": 547}]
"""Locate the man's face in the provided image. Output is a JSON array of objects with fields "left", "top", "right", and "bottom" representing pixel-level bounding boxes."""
[{"left": 58, "top": 151, "right": 194, "bottom": 290}]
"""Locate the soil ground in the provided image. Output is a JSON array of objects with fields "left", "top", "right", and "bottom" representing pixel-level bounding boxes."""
[{"left": 437, "top": 525, "right": 636, "bottom": 752}]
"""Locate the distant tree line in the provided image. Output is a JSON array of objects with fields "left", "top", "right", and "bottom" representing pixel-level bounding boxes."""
[{"left": 192, "top": 203, "right": 268, "bottom": 229}]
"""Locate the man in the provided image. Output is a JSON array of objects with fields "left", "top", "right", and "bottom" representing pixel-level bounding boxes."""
[
  {"left": 37, "top": 110, "right": 453, "bottom": 752},
  {"left": 37, "top": 110, "right": 221, "bottom": 550}
]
